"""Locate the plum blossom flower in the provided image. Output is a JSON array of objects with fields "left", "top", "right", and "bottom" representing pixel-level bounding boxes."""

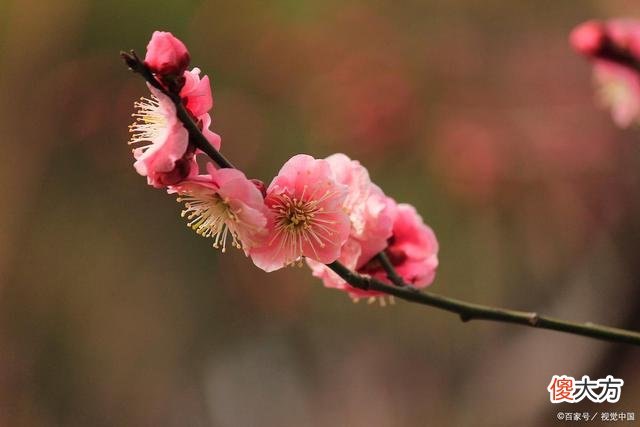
[
  {"left": 128, "top": 84, "right": 192, "bottom": 188},
  {"left": 363, "top": 203, "right": 439, "bottom": 289},
  {"left": 324, "top": 154, "right": 373, "bottom": 237},
  {"left": 180, "top": 68, "right": 213, "bottom": 118},
  {"left": 141, "top": 32, "right": 220, "bottom": 155},
  {"left": 323, "top": 154, "right": 396, "bottom": 257},
  {"left": 571, "top": 19, "right": 640, "bottom": 127},
  {"left": 128, "top": 68, "right": 221, "bottom": 187},
  {"left": 308, "top": 194, "right": 397, "bottom": 301},
  {"left": 250, "top": 154, "right": 351, "bottom": 272},
  {"left": 180, "top": 68, "right": 221, "bottom": 150},
  {"left": 306, "top": 154, "right": 397, "bottom": 299},
  {"left": 171, "top": 164, "right": 268, "bottom": 253},
  {"left": 311, "top": 200, "right": 438, "bottom": 302},
  {"left": 144, "top": 31, "right": 190, "bottom": 76}
]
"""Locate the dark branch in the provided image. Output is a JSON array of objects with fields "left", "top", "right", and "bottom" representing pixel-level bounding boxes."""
[
  {"left": 121, "top": 48, "right": 640, "bottom": 347},
  {"left": 593, "top": 36, "right": 640, "bottom": 74},
  {"left": 375, "top": 252, "right": 406, "bottom": 287},
  {"left": 327, "top": 262, "right": 640, "bottom": 346}
]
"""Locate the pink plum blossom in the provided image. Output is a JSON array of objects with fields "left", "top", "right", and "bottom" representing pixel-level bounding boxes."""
[
  {"left": 322, "top": 154, "right": 397, "bottom": 258},
  {"left": 324, "top": 153, "right": 373, "bottom": 238},
  {"left": 250, "top": 154, "right": 351, "bottom": 272},
  {"left": 144, "top": 31, "right": 220, "bottom": 152},
  {"left": 128, "top": 69, "right": 220, "bottom": 188},
  {"left": 308, "top": 237, "right": 365, "bottom": 294},
  {"left": 571, "top": 19, "right": 640, "bottom": 127},
  {"left": 306, "top": 154, "right": 397, "bottom": 298},
  {"left": 129, "top": 84, "right": 192, "bottom": 188},
  {"left": 144, "top": 31, "right": 190, "bottom": 76},
  {"left": 199, "top": 113, "right": 222, "bottom": 150},
  {"left": 312, "top": 200, "right": 438, "bottom": 302},
  {"left": 308, "top": 194, "right": 398, "bottom": 301},
  {"left": 180, "top": 68, "right": 213, "bottom": 118},
  {"left": 366, "top": 203, "right": 439, "bottom": 289},
  {"left": 170, "top": 164, "right": 268, "bottom": 253},
  {"left": 180, "top": 68, "right": 221, "bottom": 150}
]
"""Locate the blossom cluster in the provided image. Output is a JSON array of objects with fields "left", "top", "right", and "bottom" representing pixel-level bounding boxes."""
[
  {"left": 571, "top": 19, "right": 640, "bottom": 127},
  {"left": 127, "top": 31, "right": 439, "bottom": 300}
]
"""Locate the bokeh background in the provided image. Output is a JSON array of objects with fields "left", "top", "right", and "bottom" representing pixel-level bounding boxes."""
[{"left": 1, "top": 1, "right": 640, "bottom": 426}]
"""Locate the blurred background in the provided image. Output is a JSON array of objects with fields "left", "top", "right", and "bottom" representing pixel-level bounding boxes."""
[{"left": 1, "top": 0, "right": 640, "bottom": 425}]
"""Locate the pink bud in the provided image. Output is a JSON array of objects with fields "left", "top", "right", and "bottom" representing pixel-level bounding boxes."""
[
  {"left": 570, "top": 21, "right": 605, "bottom": 56},
  {"left": 144, "top": 31, "right": 190, "bottom": 76}
]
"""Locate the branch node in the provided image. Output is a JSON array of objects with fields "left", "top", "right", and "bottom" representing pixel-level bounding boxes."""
[
  {"left": 120, "top": 50, "right": 137, "bottom": 70},
  {"left": 460, "top": 313, "right": 471, "bottom": 323},
  {"left": 528, "top": 313, "right": 540, "bottom": 326}
]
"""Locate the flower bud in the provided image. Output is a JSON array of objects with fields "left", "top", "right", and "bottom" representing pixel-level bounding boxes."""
[
  {"left": 144, "top": 31, "right": 190, "bottom": 76},
  {"left": 570, "top": 21, "right": 605, "bottom": 56}
]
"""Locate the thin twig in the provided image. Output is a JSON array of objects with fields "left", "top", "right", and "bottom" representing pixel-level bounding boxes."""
[
  {"left": 121, "top": 49, "right": 640, "bottom": 346},
  {"left": 326, "top": 262, "right": 640, "bottom": 346},
  {"left": 375, "top": 252, "right": 406, "bottom": 287},
  {"left": 598, "top": 38, "right": 640, "bottom": 74}
]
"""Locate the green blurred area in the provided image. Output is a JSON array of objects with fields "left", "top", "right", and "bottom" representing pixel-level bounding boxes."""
[{"left": 1, "top": 1, "right": 640, "bottom": 426}]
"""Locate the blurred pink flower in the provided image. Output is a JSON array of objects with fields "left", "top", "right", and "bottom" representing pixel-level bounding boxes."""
[
  {"left": 171, "top": 164, "right": 268, "bottom": 253},
  {"left": 144, "top": 31, "right": 190, "bottom": 76},
  {"left": 129, "top": 84, "right": 192, "bottom": 188},
  {"left": 594, "top": 61, "right": 640, "bottom": 127},
  {"left": 301, "top": 52, "right": 417, "bottom": 156},
  {"left": 570, "top": 20, "right": 605, "bottom": 56},
  {"left": 250, "top": 154, "right": 350, "bottom": 272},
  {"left": 605, "top": 19, "right": 640, "bottom": 58},
  {"left": 571, "top": 19, "right": 640, "bottom": 62},
  {"left": 428, "top": 114, "right": 508, "bottom": 206},
  {"left": 273, "top": 7, "right": 420, "bottom": 159},
  {"left": 571, "top": 19, "right": 640, "bottom": 127}
]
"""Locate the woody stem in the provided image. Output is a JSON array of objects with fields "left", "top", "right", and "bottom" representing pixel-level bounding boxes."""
[
  {"left": 326, "top": 262, "right": 640, "bottom": 346},
  {"left": 597, "top": 37, "right": 640, "bottom": 74},
  {"left": 121, "top": 50, "right": 640, "bottom": 347}
]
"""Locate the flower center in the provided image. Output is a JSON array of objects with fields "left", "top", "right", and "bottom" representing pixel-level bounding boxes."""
[
  {"left": 269, "top": 189, "right": 339, "bottom": 264},
  {"left": 128, "top": 96, "right": 167, "bottom": 151},
  {"left": 177, "top": 191, "right": 240, "bottom": 252},
  {"left": 275, "top": 194, "right": 319, "bottom": 230}
]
